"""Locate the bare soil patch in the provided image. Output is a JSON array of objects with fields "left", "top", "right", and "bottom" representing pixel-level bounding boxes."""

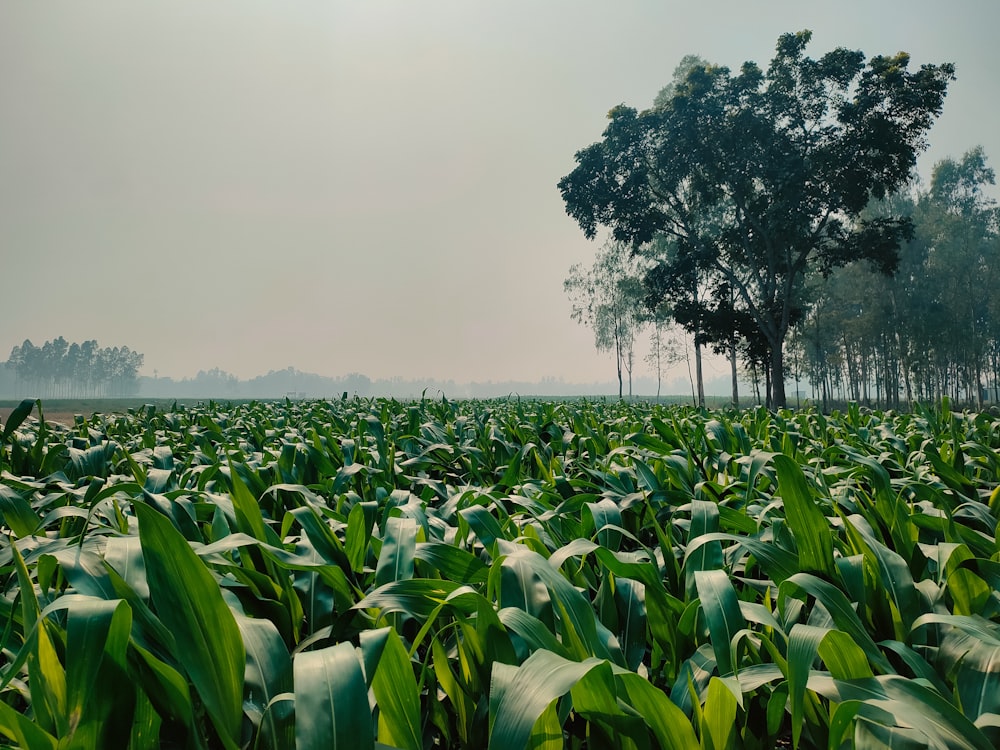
[{"left": 0, "top": 407, "right": 77, "bottom": 427}]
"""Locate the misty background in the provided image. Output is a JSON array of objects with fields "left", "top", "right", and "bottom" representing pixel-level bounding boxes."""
[{"left": 2, "top": 1, "right": 998, "bottom": 398}]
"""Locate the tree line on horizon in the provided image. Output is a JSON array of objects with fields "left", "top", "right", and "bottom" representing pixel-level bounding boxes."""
[
  {"left": 794, "top": 147, "right": 999, "bottom": 410},
  {"left": 559, "top": 30, "right": 982, "bottom": 410},
  {"left": 4, "top": 337, "right": 144, "bottom": 398}
]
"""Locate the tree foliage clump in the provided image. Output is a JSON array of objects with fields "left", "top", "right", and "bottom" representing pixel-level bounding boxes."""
[
  {"left": 795, "top": 147, "right": 1000, "bottom": 408},
  {"left": 559, "top": 30, "right": 954, "bottom": 407},
  {"left": 564, "top": 241, "right": 647, "bottom": 399},
  {"left": 5, "top": 337, "right": 144, "bottom": 398}
]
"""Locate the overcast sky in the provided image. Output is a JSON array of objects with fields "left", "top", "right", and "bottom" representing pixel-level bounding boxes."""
[{"left": 2, "top": 1, "right": 997, "bottom": 385}]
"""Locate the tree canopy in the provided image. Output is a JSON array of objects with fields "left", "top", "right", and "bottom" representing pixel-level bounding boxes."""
[
  {"left": 794, "top": 147, "right": 1000, "bottom": 409},
  {"left": 558, "top": 30, "right": 954, "bottom": 407}
]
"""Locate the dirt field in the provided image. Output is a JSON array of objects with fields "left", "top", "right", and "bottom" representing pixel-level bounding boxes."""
[
  {"left": 0, "top": 398, "right": 213, "bottom": 429},
  {"left": 0, "top": 406, "right": 78, "bottom": 427}
]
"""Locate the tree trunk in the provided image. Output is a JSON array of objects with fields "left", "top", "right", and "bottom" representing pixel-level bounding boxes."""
[
  {"left": 730, "top": 341, "right": 739, "bottom": 408},
  {"left": 616, "top": 341, "right": 623, "bottom": 399},
  {"left": 686, "top": 344, "right": 697, "bottom": 406},
  {"left": 770, "top": 344, "right": 786, "bottom": 409},
  {"left": 695, "top": 339, "right": 705, "bottom": 408}
]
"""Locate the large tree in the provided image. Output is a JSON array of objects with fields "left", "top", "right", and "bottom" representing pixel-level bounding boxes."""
[{"left": 558, "top": 30, "right": 954, "bottom": 407}]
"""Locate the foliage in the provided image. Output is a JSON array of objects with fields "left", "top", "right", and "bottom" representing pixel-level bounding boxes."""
[
  {"left": 0, "top": 396, "right": 997, "bottom": 747},
  {"left": 565, "top": 241, "right": 648, "bottom": 399},
  {"left": 558, "top": 30, "right": 954, "bottom": 407},
  {"left": 5, "top": 338, "right": 143, "bottom": 399},
  {"left": 793, "top": 147, "right": 1000, "bottom": 409}
]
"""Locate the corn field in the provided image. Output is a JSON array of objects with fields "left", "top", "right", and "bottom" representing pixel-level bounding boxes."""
[{"left": 0, "top": 396, "right": 998, "bottom": 749}]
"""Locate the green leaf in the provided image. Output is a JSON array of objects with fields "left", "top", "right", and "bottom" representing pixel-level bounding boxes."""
[
  {"left": 570, "top": 660, "right": 645, "bottom": 749},
  {"left": 64, "top": 597, "right": 133, "bottom": 740},
  {"left": 617, "top": 672, "right": 699, "bottom": 750},
  {"left": 375, "top": 516, "right": 417, "bottom": 587},
  {"left": 489, "top": 650, "right": 604, "bottom": 750},
  {"left": 0, "top": 700, "right": 57, "bottom": 750},
  {"left": 818, "top": 629, "right": 873, "bottom": 680},
  {"left": 702, "top": 675, "right": 738, "bottom": 750},
  {"left": 773, "top": 455, "right": 835, "bottom": 577},
  {"left": 415, "top": 542, "right": 488, "bottom": 584},
  {"left": 346, "top": 500, "right": 375, "bottom": 573},
  {"left": 294, "top": 641, "right": 373, "bottom": 750},
  {"left": 779, "top": 573, "right": 890, "bottom": 673},
  {"left": 1, "top": 398, "right": 34, "bottom": 443},
  {"left": 786, "top": 624, "right": 826, "bottom": 749},
  {"left": 808, "top": 674, "right": 994, "bottom": 750},
  {"left": 237, "top": 614, "right": 293, "bottom": 750},
  {"left": 371, "top": 628, "right": 422, "bottom": 750},
  {"left": 0, "top": 485, "right": 41, "bottom": 538},
  {"left": 685, "top": 500, "right": 722, "bottom": 598},
  {"left": 694, "top": 569, "right": 744, "bottom": 677},
  {"left": 135, "top": 501, "right": 245, "bottom": 749},
  {"left": 497, "top": 607, "right": 571, "bottom": 659}
]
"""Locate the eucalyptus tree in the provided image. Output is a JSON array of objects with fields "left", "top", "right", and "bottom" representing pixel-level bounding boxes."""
[
  {"left": 558, "top": 30, "right": 954, "bottom": 407},
  {"left": 564, "top": 241, "right": 647, "bottom": 398},
  {"left": 922, "top": 148, "right": 998, "bottom": 405}
]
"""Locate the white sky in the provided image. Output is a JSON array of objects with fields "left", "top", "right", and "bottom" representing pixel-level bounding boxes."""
[{"left": 1, "top": 1, "right": 997, "bottom": 384}]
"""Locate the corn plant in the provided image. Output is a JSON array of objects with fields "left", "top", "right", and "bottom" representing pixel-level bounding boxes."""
[{"left": 0, "top": 397, "right": 997, "bottom": 748}]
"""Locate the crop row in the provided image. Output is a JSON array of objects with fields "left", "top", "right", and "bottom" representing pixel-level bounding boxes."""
[{"left": 0, "top": 397, "right": 998, "bottom": 748}]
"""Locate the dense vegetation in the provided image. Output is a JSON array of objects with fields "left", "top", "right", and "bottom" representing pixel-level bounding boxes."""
[
  {"left": 793, "top": 147, "right": 1000, "bottom": 410},
  {"left": 560, "top": 31, "right": 955, "bottom": 408},
  {"left": 4, "top": 339, "right": 144, "bottom": 399},
  {"left": 0, "top": 396, "right": 998, "bottom": 748}
]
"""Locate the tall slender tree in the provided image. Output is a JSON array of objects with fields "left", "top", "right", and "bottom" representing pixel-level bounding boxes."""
[{"left": 564, "top": 241, "right": 647, "bottom": 398}]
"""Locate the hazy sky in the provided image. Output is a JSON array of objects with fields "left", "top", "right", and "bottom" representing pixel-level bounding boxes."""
[{"left": 2, "top": 1, "right": 998, "bottom": 385}]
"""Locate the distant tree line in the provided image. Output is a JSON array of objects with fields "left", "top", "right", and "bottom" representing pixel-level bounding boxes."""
[
  {"left": 791, "top": 147, "right": 1000, "bottom": 410},
  {"left": 5, "top": 337, "right": 144, "bottom": 398}
]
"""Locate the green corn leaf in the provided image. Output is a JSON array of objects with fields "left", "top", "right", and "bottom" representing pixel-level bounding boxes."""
[
  {"left": 135, "top": 501, "right": 245, "bottom": 749},
  {"left": 808, "top": 674, "right": 994, "bottom": 750},
  {"left": 294, "top": 641, "right": 373, "bottom": 750},
  {"left": 846, "top": 519, "right": 921, "bottom": 635},
  {"left": 0, "top": 485, "right": 41, "bottom": 538},
  {"left": 237, "top": 614, "right": 293, "bottom": 750},
  {"left": 459, "top": 505, "right": 507, "bottom": 547},
  {"left": 773, "top": 454, "right": 835, "bottom": 577},
  {"left": 786, "top": 624, "right": 827, "bottom": 749},
  {"left": 64, "top": 597, "right": 133, "bottom": 740},
  {"left": 129, "top": 641, "right": 194, "bottom": 728},
  {"left": 702, "top": 675, "right": 738, "bottom": 750},
  {"left": 525, "top": 702, "right": 563, "bottom": 750},
  {"left": 617, "top": 672, "right": 699, "bottom": 750},
  {"left": 489, "top": 650, "right": 604, "bottom": 750},
  {"left": 497, "top": 607, "right": 571, "bottom": 659},
  {"left": 1, "top": 399, "right": 34, "bottom": 443},
  {"left": 570, "top": 660, "right": 645, "bottom": 749},
  {"left": 371, "top": 628, "right": 422, "bottom": 750},
  {"left": 375, "top": 516, "right": 417, "bottom": 587},
  {"left": 0, "top": 700, "right": 57, "bottom": 750},
  {"left": 685, "top": 500, "right": 722, "bottom": 598},
  {"left": 616, "top": 577, "right": 647, "bottom": 672},
  {"left": 779, "top": 573, "right": 890, "bottom": 673},
  {"left": 695, "top": 569, "right": 744, "bottom": 677},
  {"left": 818, "top": 629, "right": 873, "bottom": 680},
  {"left": 33, "top": 618, "right": 68, "bottom": 737},
  {"left": 415, "top": 542, "right": 488, "bottom": 584},
  {"left": 356, "top": 578, "right": 466, "bottom": 622},
  {"left": 584, "top": 498, "right": 623, "bottom": 551},
  {"left": 346, "top": 500, "right": 374, "bottom": 573}
]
